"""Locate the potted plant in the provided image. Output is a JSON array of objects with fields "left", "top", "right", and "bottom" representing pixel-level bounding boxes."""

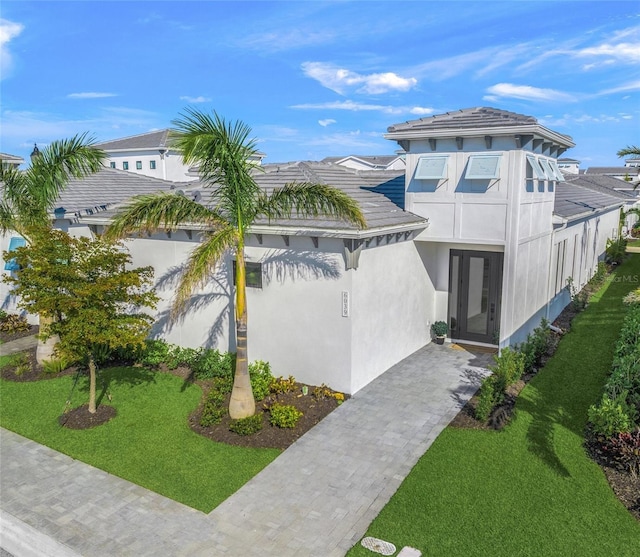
[{"left": 431, "top": 321, "right": 448, "bottom": 345}]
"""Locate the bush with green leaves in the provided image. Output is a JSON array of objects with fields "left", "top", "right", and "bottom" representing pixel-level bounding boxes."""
[
  {"left": 229, "top": 413, "right": 263, "bottom": 436},
  {"left": 474, "top": 347, "right": 524, "bottom": 422},
  {"left": 269, "top": 375, "right": 297, "bottom": 394},
  {"left": 588, "top": 393, "right": 633, "bottom": 438},
  {"left": 192, "top": 349, "right": 235, "bottom": 380},
  {"left": 200, "top": 387, "right": 226, "bottom": 427},
  {"left": 138, "top": 339, "right": 171, "bottom": 368},
  {"left": 269, "top": 403, "right": 303, "bottom": 428},
  {"left": 249, "top": 360, "right": 274, "bottom": 401},
  {"left": 606, "top": 237, "right": 628, "bottom": 265},
  {"left": 518, "top": 319, "right": 552, "bottom": 373},
  {"left": 42, "top": 356, "right": 71, "bottom": 375},
  {"left": 475, "top": 375, "right": 503, "bottom": 422},
  {"left": 167, "top": 345, "right": 202, "bottom": 370}
]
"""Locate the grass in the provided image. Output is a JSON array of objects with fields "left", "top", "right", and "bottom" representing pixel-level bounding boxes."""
[
  {"left": 348, "top": 255, "right": 640, "bottom": 557},
  {"left": 628, "top": 238, "right": 640, "bottom": 248},
  {"left": 0, "top": 364, "right": 279, "bottom": 512}
]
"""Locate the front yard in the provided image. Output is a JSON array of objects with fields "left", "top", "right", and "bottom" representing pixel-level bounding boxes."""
[{"left": 0, "top": 363, "right": 279, "bottom": 512}]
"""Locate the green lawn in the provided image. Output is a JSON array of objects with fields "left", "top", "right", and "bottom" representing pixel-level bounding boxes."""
[
  {"left": 348, "top": 255, "right": 640, "bottom": 557},
  {"left": 628, "top": 238, "right": 640, "bottom": 248},
  {"left": 0, "top": 364, "right": 279, "bottom": 512}
]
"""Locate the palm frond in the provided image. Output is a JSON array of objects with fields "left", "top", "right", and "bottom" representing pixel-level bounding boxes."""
[
  {"left": 170, "top": 108, "right": 264, "bottom": 229},
  {"left": 265, "top": 182, "right": 367, "bottom": 229},
  {"left": 27, "top": 133, "right": 105, "bottom": 212},
  {"left": 105, "top": 192, "right": 226, "bottom": 240},
  {"left": 172, "top": 225, "right": 238, "bottom": 316},
  {"left": 617, "top": 145, "right": 640, "bottom": 158}
]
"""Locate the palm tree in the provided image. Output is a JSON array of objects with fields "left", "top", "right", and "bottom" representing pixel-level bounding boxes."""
[
  {"left": 105, "top": 108, "right": 367, "bottom": 418},
  {"left": 0, "top": 134, "right": 105, "bottom": 362}
]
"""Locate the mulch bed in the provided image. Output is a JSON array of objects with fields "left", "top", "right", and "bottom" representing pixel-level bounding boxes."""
[
  {"left": 58, "top": 404, "right": 117, "bottom": 429},
  {"left": 0, "top": 324, "right": 39, "bottom": 344},
  {"left": 0, "top": 346, "right": 78, "bottom": 383},
  {"left": 189, "top": 383, "right": 345, "bottom": 450}
]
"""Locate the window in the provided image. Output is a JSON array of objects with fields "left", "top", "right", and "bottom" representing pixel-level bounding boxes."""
[
  {"left": 538, "top": 158, "right": 556, "bottom": 181},
  {"left": 4, "top": 237, "right": 26, "bottom": 271},
  {"left": 123, "top": 161, "right": 129, "bottom": 170},
  {"left": 150, "top": 160, "right": 156, "bottom": 170},
  {"left": 526, "top": 155, "right": 546, "bottom": 180},
  {"left": 414, "top": 155, "right": 448, "bottom": 180},
  {"left": 232, "top": 261, "right": 262, "bottom": 288},
  {"left": 465, "top": 155, "right": 502, "bottom": 179},
  {"left": 109, "top": 161, "right": 116, "bottom": 169},
  {"left": 136, "top": 161, "right": 142, "bottom": 170},
  {"left": 548, "top": 159, "right": 565, "bottom": 182}
]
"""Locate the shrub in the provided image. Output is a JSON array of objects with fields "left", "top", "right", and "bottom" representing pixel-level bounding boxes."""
[
  {"left": 200, "top": 387, "right": 226, "bottom": 427},
  {"left": 0, "top": 312, "right": 30, "bottom": 334},
  {"left": 606, "top": 237, "right": 628, "bottom": 265},
  {"left": 606, "top": 430, "right": 640, "bottom": 477},
  {"left": 475, "top": 375, "right": 503, "bottom": 423},
  {"left": 269, "top": 403, "right": 303, "bottom": 428},
  {"left": 589, "top": 261, "right": 608, "bottom": 289},
  {"left": 566, "top": 276, "right": 588, "bottom": 311},
  {"left": 519, "top": 319, "right": 552, "bottom": 373},
  {"left": 139, "top": 339, "right": 171, "bottom": 367},
  {"left": 431, "top": 321, "right": 448, "bottom": 336},
  {"left": 42, "top": 356, "right": 70, "bottom": 375},
  {"left": 229, "top": 414, "right": 263, "bottom": 436},
  {"left": 490, "top": 347, "right": 525, "bottom": 391},
  {"left": 270, "top": 375, "right": 297, "bottom": 394},
  {"left": 588, "top": 393, "right": 633, "bottom": 438},
  {"left": 167, "top": 345, "right": 202, "bottom": 370},
  {"left": 11, "top": 353, "right": 31, "bottom": 377},
  {"left": 249, "top": 360, "right": 274, "bottom": 401},
  {"left": 192, "top": 349, "right": 235, "bottom": 380}
]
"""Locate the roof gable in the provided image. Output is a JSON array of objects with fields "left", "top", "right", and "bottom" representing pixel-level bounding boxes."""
[{"left": 95, "top": 129, "right": 171, "bottom": 151}]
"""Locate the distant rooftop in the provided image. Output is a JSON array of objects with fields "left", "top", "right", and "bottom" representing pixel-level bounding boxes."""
[{"left": 94, "top": 129, "right": 172, "bottom": 151}]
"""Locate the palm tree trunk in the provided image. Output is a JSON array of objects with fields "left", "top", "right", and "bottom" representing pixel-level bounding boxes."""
[
  {"left": 88, "top": 355, "right": 97, "bottom": 414},
  {"left": 35, "top": 314, "right": 60, "bottom": 365},
  {"left": 229, "top": 249, "right": 256, "bottom": 419}
]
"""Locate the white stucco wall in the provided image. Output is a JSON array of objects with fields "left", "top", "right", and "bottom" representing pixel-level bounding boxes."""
[
  {"left": 349, "top": 238, "right": 435, "bottom": 393},
  {"left": 104, "top": 150, "right": 197, "bottom": 182}
]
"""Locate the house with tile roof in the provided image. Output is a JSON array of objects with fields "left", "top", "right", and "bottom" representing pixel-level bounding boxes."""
[
  {"left": 1, "top": 107, "right": 632, "bottom": 393},
  {"left": 321, "top": 154, "right": 406, "bottom": 171},
  {"left": 0, "top": 152, "right": 24, "bottom": 170},
  {"left": 95, "top": 129, "right": 266, "bottom": 183}
]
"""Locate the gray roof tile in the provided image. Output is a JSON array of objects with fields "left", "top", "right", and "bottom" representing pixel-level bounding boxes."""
[
  {"left": 554, "top": 176, "right": 628, "bottom": 219},
  {"left": 94, "top": 129, "right": 171, "bottom": 151}
]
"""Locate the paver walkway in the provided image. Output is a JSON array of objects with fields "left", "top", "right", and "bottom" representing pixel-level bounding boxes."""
[
  {"left": 1, "top": 342, "right": 493, "bottom": 557},
  {"left": 0, "top": 335, "right": 37, "bottom": 357}
]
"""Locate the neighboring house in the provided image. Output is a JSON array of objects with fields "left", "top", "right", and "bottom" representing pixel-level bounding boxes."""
[
  {"left": 0, "top": 152, "right": 24, "bottom": 170},
  {"left": 585, "top": 165, "right": 640, "bottom": 182},
  {"left": 0, "top": 107, "right": 628, "bottom": 394},
  {"left": 95, "top": 129, "right": 266, "bottom": 182},
  {"left": 322, "top": 154, "right": 406, "bottom": 171},
  {"left": 557, "top": 158, "right": 580, "bottom": 174}
]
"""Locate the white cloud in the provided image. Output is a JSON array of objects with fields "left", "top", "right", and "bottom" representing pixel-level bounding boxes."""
[
  {"left": 291, "top": 100, "right": 433, "bottom": 115},
  {"left": 179, "top": 95, "right": 212, "bottom": 103},
  {"left": 484, "top": 83, "right": 576, "bottom": 103},
  {"left": 318, "top": 119, "right": 336, "bottom": 127},
  {"left": 302, "top": 62, "right": 417, "bottom": 95},
  {"left": 0, "top": 19, "right": 24, "bottom": 80},
  {"left": 597, "top": 80, "right": 640, "bottom": 96},
  {"left": 67, "top": 92, "right": 117, "bottom": 99}
]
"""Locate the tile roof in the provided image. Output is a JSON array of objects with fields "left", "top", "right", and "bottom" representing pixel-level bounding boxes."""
[
  {"left": 53, "top": 168, "right": 178, "bottom": 216},
  {"left": 386, "top": 107, "right": 574, "bottom": 146},
  {"left": 387, "top": 107, "right": 538, "bottom": 133},
  {"left": 321, "top": 155, "right": 402, "bottom": 166},
  {"left": 72, "top": 162, "right": 425, "bottom": 233},
  {"left": 94, "top": 129, "right": 171, "bottom": 151},
  {"left": 562, "top": 173, "right": 639, "bottom": 199},
  {"left": 585, "top": 166, "right": 640, "bottom": 175},
  {"left": 554, "top": 175, "right": 628, "bottom": 219},
  {"left": 0, "top": 153, "right": 24, "bottom": 163}
]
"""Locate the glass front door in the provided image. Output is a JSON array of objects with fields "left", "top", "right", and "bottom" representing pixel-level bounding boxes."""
[{"left": 448, "top": 250, "right": 503, "bottom": 344}]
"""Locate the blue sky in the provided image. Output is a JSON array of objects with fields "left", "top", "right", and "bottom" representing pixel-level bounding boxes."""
[{"left": 1, "top": 1, "right": 638, "bottom": 167}]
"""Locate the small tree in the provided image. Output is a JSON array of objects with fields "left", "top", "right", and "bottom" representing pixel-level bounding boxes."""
[{"left": 4, "top": 230, "right": 158, "bottom": 413}]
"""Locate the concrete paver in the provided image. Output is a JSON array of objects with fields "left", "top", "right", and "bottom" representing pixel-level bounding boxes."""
[
  {"left": 1, "top": 342, "right": 493, "bottom": 556},
  {"left": 0, "top": 335, "right": 37, "bottom": 357}
]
